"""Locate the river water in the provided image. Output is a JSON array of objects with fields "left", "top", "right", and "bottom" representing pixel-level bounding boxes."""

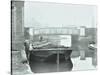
[{"left": 29, "top": 54, "right": 96, "bottom": 73}]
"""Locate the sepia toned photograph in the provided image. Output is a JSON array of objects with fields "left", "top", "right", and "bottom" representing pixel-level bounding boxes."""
[{"left": 11, "top": 0, "right": 97, "bottom": 74}]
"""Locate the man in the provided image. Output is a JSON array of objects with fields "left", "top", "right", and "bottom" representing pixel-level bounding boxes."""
[
  {"left": 88, "top": 41, "right": 97, "bottom": 50},
  {"left": 22, "top": 40, "right": 30, "bottom": 64}
]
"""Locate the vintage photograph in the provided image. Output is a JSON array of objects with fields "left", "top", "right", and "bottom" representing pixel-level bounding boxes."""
[{"left": 11, "top": 0, "right": 97, "bottom": 74}]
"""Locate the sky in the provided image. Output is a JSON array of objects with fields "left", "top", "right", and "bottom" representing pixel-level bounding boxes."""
[{"left": 24, "top": 1, "right": 97, "bottom": 28}]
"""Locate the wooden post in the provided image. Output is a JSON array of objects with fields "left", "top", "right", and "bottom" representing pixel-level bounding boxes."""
[
  {"left": 79, "top": 26, "right": 86, "bottom": 60},
  {"left": 92, "top": 49, "right": 97, "bottom": 66},
  {"left": 80, "top": 50, "right": 85, "bottom": 60},
  {"left": 57, "top": 51, "right": 60, "bottom": 72}
]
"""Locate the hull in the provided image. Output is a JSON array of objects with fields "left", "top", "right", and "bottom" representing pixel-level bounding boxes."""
[
  {"left": 29, "top": 50, "right": 73, "bottom": 73},
  {"left": 29, "top": 50, "right": 72, "bottom": 63}
]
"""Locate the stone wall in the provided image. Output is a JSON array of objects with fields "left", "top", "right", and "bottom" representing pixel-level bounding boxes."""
[{"left": 11, "top": 1, "right": 24, "bottom": 51}]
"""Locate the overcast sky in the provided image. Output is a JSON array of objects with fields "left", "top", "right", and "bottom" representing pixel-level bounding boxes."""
[{"left": 24, "top": 2, "right": 97, "bottom": 28}]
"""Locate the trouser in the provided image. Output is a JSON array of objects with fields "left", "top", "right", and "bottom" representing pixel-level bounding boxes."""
[{"left": 25, "top": 50, "right": 30, "bottom": 61}]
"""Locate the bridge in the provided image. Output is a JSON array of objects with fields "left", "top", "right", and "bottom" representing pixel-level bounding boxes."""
[{"left": 33, "top": 27, "right": 80, "bottom": 35}]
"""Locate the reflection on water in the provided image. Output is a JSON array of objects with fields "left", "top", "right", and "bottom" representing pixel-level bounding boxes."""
[{"left": 29, "top": 54, "right": 73, "bottom": 73}]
